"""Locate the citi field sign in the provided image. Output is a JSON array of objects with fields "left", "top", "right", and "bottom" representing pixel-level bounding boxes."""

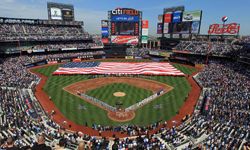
[{"left": 111, "top": 8, "right": 139, "bottom": 16}]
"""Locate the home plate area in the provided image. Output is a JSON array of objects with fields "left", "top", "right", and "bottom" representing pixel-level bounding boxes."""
[{"left": 63, "top": 77, "right": 173, "bottom": 122}]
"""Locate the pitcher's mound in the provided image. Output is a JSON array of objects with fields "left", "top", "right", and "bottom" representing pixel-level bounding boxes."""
[{"left": 113, "top": 92, "right": 126, "bottom": 97}]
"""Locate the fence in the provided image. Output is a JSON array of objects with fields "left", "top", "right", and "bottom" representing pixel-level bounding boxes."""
[
  {"left": 125, "top": 90, "right": 164, "bottom": 112},
  {"left": 80, "top": 93, "right": 117, "bottom": 112}
]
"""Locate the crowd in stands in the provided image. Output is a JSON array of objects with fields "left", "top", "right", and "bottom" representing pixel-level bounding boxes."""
[
  {"left": 126, "top": 48, "right": 149, "bottom": 57},
  {"left": 174, "top": 41, "right": 242, "bottom": 56},
  {"left": 0, "top": 51, "right": 105, "bottom": 88},
  {"left": 197, "top": 61, "right": 250, "bottom": 126},
  {"left": 0, "top": 56, "right": 38, "bottom": 88},
  {"left": 148, "top": 61, "right": 249, "bottom": 150},
  {"left": 91, "top": 35, "right": 104, "bottom": 48},
  {"left": 30, "top": 43, "right": 101, "bottom": 51},
  {"left": 241, "top": 36, "right": 250, "bottom": 44},
  {"left": 0, "top": 23, "right": 90, "bottom": 41},
  {"left": 194, "top": 61, "right": 250, "bottom": 149},
  {"left": 0, "top": 48, "right": 250, "bottom": 149}
]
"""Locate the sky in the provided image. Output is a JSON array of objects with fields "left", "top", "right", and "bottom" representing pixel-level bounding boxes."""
[{"left": 0, "top": 0, "right": 250, "bottom": 36}]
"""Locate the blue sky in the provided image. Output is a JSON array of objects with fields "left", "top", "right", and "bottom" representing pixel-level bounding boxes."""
[{"left": 0, "top": 0, "right": 249, "bottom": 36}]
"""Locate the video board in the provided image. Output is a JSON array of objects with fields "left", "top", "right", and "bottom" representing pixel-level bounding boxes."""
[
  {"left": 47, "top": 2, "right": 74, "bottom": 21},
  {"left": 172, "top": 22, "right": 192, "bottom": 34},
  {"left": 182, "top": 10, "right": 202, "bottom": 22},
  {"left": 110, "top": 8, "right": 140, "bottom": 36},
  {"left": 157, "top": 6, "right": 202, "bottom": 35},
  {"left": 101, "top": 20, "right": 109, "bottom": 44},
  {"left": 111, "top": 22, "right": 139, "bottom": 36},
  {"left": 109, "top": 8, "right": 141, "bottom": 45}
]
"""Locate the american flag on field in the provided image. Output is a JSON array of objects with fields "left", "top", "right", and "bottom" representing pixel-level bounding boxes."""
[{"left": 53, "top": 62, "right": 185, "bottom": 76}]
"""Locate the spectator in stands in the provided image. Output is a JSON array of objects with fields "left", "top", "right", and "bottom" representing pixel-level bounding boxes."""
[
  {"left": 77, "top": 142, "right": 85, "bottom": 150},
  {"left": 55, "top": 138, "right": 66, "bottom": 150},
  {"left": 2, "top": 137, "right": 19, "bottom": 150},
  {"left": 31, "top": 135, "right": 51, "bottom": 150}
]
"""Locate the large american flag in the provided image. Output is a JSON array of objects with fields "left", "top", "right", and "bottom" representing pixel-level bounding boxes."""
[{"left": 53, "top": 62, "right": 185, "bottom": 76}]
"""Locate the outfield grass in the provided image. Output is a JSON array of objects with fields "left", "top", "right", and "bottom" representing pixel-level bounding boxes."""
[
  {"left": 86, "top": 83, "right": 153, "bottom": 108},
  {"left": 172, "top": 64, "right": 196, "bottom": 75},
  {"left": 32, "top": 61, "right": 197, "bottom": 126}
]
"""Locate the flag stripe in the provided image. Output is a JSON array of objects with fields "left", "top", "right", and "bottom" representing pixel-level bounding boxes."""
[{"left": 53, "top": 62, "right": 185, "bottom": 76}]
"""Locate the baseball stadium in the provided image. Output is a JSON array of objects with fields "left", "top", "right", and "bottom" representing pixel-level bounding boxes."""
[{"left": 0, "top": 0, "right": 249, "bottom": 150}]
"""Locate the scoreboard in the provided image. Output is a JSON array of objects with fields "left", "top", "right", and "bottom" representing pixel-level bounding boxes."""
[{"left": 47, "top": 2, "right": 75, "bottom": 21}]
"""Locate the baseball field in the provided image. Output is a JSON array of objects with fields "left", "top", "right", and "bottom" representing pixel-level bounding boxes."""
[{"left": 32, "top": 60, "right": 197, "bottom": 127}]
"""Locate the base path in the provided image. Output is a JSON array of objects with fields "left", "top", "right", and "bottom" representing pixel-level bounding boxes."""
[
  {"left": 64, "top": 77, "right": 173, "bottom": 122},
  {"left": 64, "top": 77, "right": 172, "bottom": 94}
]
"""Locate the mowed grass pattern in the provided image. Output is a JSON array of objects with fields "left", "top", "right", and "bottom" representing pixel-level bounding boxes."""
[
  {"left": 32, "top": 61, "right": 197, "bottom": 126},
  {"left": 86, "top": 83, "right": 153, "bottom": 108}
]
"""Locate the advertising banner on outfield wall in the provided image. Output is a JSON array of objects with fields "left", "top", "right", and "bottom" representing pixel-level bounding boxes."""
[
  {"left": 182, "top": 10, "right": 202, "bottom": 22},
  {"left": 102, "top": 38, "right": 109, "bottom": 44},
  {"left": 33, "top": 49, "right": 45, "bottom": 53},
  {"left": 61, "top": 48, "right": 77, "bottom": 51},
  {"left": 73, "top": 58, "right": 81, "bottom": 62},
  {"left": 208, "top": 23, "right": 240, "bottom": 35},
  {"left": 60, "top": 59, "right": 71, "bottom": 63},
  {"left": 149, "top": 51, "right": 159, "bottom": 56},
  {"left": 36, "top": 61, "right": 47, "bottom": 66},
  {"left": 142, "top": 29, "right": 149, "bottom": 36},
  {"left": 142, "top": 20, "right": 149, "bottom": 28},
  {"left": 25, "top": 64, "right": 35, "bottom": 68},
  {"left": 101, "top": 27, "right": 109, "bottom": 37},
  {"left": 164, "top": 13, "right": 172, "bottom": 23},
  {"left": 158, "top": 15, "right": 163, "bottom": 23},
  {"left": 48, "top": 61, "right": 58, "bottom": 64},
  {"left": 141, "top": 36, "right": 148, "bottom": 44},
  {"left": 163, "top": 23, "right": 169, "bottom": 34},
  {"left": 111, "top": 15, "right": 139, "bottom": 22},
  {"left": 111, "top": 36, "right": 139, "bottom": 45},
  {"left": 125, "top": 56, "right": 134, "bottom": 59},
  {"left": 157, "top": 23, "right": 163, "bottom": 34},
  {"left": 172, "top": 12, "right": 182, "bottom": 23},
  {"left": 101, "top": 20, "right": 108, "bottom": 27},
  {"left": 142, "top": 20, "right": 149, "bottom": 44},
  {"left": 191, "top": 21, "right": 200, "bottom": 34}
]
